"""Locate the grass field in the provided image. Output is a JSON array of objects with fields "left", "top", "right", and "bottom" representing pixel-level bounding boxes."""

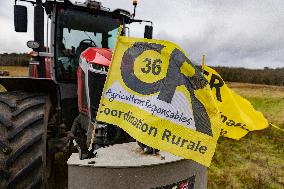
[
  {"left": 209, "top": 83, "right": 284, "bottom": 189},
  {"left": 0, "top": 66, "right": 28, "bottom": 91},
  {"left": 0, "top": 66, "right": 283, "bottom": 188},
  {"left": 0, "top": 66, "right": 28, "bottom": 77}
]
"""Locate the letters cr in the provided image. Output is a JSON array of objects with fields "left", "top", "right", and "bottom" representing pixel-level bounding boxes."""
[{"left": 121, "top": 42, "right": 213, "bottom": 136}]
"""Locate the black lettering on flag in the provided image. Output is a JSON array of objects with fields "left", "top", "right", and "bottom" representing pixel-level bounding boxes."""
[
  {"left": 209, "top": 74, "right": 224, "bottom": 102},
  {"left": 121, "top": 42, "right": 212, "bottom": 136}
]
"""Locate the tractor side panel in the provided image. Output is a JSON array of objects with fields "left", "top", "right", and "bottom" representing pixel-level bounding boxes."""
[
  {"left": 77, "top": 66, "right": 89, "bottom": 113},
  {"left": 28, "top": 57, "right": 52, "bottom": 79}
]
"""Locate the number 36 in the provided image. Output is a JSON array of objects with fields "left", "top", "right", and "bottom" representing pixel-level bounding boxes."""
[{"left": 141, "top": 58, "right": 162, "bottom": 75}]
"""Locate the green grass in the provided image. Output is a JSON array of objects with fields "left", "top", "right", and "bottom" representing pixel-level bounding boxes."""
[
  {"left": 208, "top": 83, "right": 284, "bottom": 189},
  {"left": 0, "top": 66, "right": 29, "bottom": 92}
]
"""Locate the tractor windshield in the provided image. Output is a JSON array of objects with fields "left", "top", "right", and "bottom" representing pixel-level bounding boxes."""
[{"left": 56, "top": 8, "right": 120, "bottom": 80}]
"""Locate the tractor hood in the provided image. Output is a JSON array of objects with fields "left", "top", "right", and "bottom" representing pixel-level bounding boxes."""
[{"left": 81, "top": 47, "right": 112, "bottom": 67}]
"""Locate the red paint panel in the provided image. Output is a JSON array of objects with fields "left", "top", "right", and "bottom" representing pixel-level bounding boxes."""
[
  {"left": 77, "top": 67, "right": 89, "bottom": 113},
  {"left": 33, "top": 65, "right": 37, "bottom": 78},
  {"left": 81, "top": 47, "right": 112, "bottom": 67},
  {"left": 45, "top": 57, "right": 52, "bottom": 78}
]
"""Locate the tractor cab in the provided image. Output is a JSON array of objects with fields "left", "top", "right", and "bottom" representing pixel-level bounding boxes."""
[
  {"left": 14, "top": 0, "right": 152, "bottom": 81},
  {"left": 13, "top": 0, "right": 153, "bottom": 128},
  {"left": 55, "top": 3, "right": 121, "bottom": 81}
]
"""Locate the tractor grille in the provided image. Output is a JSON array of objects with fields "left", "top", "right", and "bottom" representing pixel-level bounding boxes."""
[{"left": 88, "top": 70, "right": 107, "bottom": 121}]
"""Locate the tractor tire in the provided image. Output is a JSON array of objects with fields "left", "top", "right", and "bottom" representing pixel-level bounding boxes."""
[{"left": 0, "top": 91, "right": 51, "bottom": 189}]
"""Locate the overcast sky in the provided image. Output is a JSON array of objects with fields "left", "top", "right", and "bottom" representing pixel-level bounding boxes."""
[{"left": 0, "top": 0, "right": 283, "bottom": 68}]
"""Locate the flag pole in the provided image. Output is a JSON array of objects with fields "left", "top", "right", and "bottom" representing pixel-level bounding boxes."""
[
  {"left": 201, "top": 54, "right": 205, "bottom": 73},
  {"left": 202, "top": 54, "right": 205, "bottom": 67}
]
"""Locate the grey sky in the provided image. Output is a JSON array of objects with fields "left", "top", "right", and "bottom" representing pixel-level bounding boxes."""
[{"left": 0, "top": 0, "right": 283, "bottom": 68}]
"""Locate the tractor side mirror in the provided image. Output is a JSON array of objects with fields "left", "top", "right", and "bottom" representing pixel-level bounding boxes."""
[
  {"left": 144, "top": 25, "right": 153, "bottom": 39},
  {"left": 14, "top": 5, "right": 28, "bottom": 32}
]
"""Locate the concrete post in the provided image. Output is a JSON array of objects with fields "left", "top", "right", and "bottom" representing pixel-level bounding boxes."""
[{"left": 68, "top": 142, "right": 207, "bottom": 189}]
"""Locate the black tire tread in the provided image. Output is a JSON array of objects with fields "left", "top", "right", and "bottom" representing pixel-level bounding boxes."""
[
  {"left": 0, "top": 115, "right": 13, "bottom": 128},
  {"left": 0, "top": 91, "right": 49, "bottom": 189},
  {"left": 0, "top": 170, "right": 10, "bottom": 181},
  {"left": 8, "top": 115, "right": 44, "bottom": 141},
  {"left": 6, "top": 134, "right": 43, "bottom": 167},
  {"left": 0, "top": 97, "right": 16, "bottom": 109},
  {"left": 6, "top": 155, "right": 42, "bottom": 189},
  {"left": 12, "top": 100, "right": 45, "bottom": 117},
  {"left": 26, "top": 176, "right": 42, "bottom": 189},
  {"left": 16, "top": 93, "right": 45, "bottom": 102},
  {"left": 0, "top": 140, "right": 12, "bottom": 155}
]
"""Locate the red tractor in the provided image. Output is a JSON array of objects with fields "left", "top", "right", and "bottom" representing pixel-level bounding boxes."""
[{"left": 0, "top": 0, "right": 153, "bottom": 188}]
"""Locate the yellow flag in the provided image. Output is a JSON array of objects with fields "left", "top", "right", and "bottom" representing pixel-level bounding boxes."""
[
  {"left": 202, "top": 65, "right": 269, "bottom": 140},
  {"left": 96, "top": 36, "right": 221, "bottom": 167}
]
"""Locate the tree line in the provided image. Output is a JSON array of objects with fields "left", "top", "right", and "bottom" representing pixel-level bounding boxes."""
[
  {"left": 0, "top": 53, "right": 283, "bottom": 86},
  {"left": 0, "top": 53, "right": 30, "bottom": 67},
  {"left": 214, "top": 66, "right": 284, "bottom": 86}
]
